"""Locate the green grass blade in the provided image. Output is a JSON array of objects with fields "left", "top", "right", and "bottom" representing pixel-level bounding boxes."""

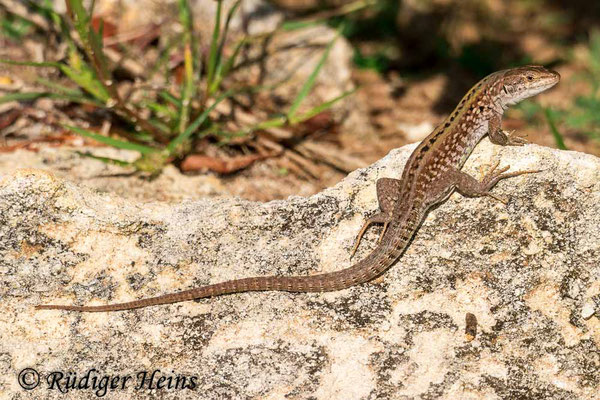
[
  {"left": 145, "top": 101, "right": 178, "bottom": 121},
  {"left": 147, "top": 34, "right": 183, "bottom": 81},
  {"left": 65, "top": 125, "right": 158, "bottom": 154},
  {"left": 147, "top": 118, "right": 172, "bottom": 134},
  {"left": 219, "top": 38, "right": 245, "bottom": 79},
  {"left": 281, "top": 20, "right": 323, "bottom": 31},
  {"left": 544, "top": 108, "right": 568, "bottom": 150},
  {"left": 1, "top": 15, "right": 34, "bottom": 39},
  {"left": 254, "top": 116, "right": 287, "bottom": 130},
  {"left": 581, "top": 130, "right": 600, "bottom": 140},
  {"left": 35, "top": 77, "right": 84, "bottom": 97},
  {"left": 281, "top": 0, "right": 376, "bottom": 31},
  {"left": 177, "top": 0, "right": 196, "bottom": 136},
  {"left": 167, "top": 89, "right": 233, "bottom": 154},
  {"left": 178, "top": 43, "right": 195, "bottom": 134},
  {"left": 75, "top": 151, "right": 132, "bottom": 167},
  {"left": 210, "top": 0, "right": 241, "bottom": 93},
  {"left": 205, "top": 0, "right": 222, "bottom": 95},
  {"left": 66, "top": 0, "right": 91, "bottom": 43},
  {"left": 88, "top": 20, "right": 110, "bottom": 77},
  {"left": 88, "top": 0, "right": 97, "bottom": 16},
  {"left": 0, "top": 59, "right": 61, "bottom": 68},
  {"left": 177, "top": 0, "right": 197, "bottom": 65},
  {"left": 287, "top": 29, "right": 340, "bottom": 119},
  {"left": 220, "top": 0, "right": 241, "bottom": 55},
  {"left": 232, "top": 115, "right": 287, "bottom": 137},
  {"left": 159, "top": 91, "right": 182, "bottom": 107},
  {"left": 34, "top": 0, "right": 62, "bottom": 26},
  {"left": 0, "top": 91, "right": 105, "bottom": 106},
  {"left": 0, "top": 92, "right": 48, "bottom": 104},
  {"left": 290, "top": 88, "right": 357, "bottom": 124},
  {"left": 59, "top": 57, "right": 110, "bottom": 102}
]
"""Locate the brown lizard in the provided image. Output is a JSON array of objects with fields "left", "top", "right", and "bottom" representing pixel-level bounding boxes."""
[{"left": 36, "top": 65, "right": 560, "bottom": 312}]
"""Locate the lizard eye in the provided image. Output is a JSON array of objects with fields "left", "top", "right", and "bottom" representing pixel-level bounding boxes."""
[{"left": 527, "top": 76, "right": 534, "bottom": 81}]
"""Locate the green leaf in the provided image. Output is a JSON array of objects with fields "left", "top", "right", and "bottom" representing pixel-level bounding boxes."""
[
  {"left": 65, "top": 125, "right": 158, "bottom": 154},
  {"left": 167, "top": 89, "right": 233, "bottom": 154},
  {"left": 290, "top": 88, "right": 356, "bottom": 124},
  {"left": 287, "top": 29, "right": 340, "bottom": 119},
  {"left": 544, "top": 108, "right": 568, "bottom": 150}
]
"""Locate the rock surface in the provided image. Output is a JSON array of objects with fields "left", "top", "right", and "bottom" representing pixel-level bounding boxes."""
[{"left": 1, "top": 141, "right": 600, "bottom": 399}]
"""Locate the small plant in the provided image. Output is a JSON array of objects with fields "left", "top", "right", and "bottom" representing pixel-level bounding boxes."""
[
  {"left": 1, "top": 12, "right": 34, "bottom": 40},
  {"left": 0, "top": 0, "right": 354, "bottom": 175},
  {"left": 560, "top": 30, "right": 600, "bottom": 141},
  {"left": 520, "top": 29, "right": 600, "bottom": 150}
]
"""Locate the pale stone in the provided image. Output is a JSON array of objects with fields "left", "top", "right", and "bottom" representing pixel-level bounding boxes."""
[{"left": 1, "top": 141, "right": 600, "bottom": 399}]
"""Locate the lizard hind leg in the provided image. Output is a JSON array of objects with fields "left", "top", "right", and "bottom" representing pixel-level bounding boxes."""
[
  {"left": 350, "top": 212, "right": 390, "bottom": 257},
  {"left": 350, "top": 177, "right": 402, "bottom": 258}
]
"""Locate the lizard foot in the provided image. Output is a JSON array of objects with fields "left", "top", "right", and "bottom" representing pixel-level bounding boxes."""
[
  {"left": 481, "top": 160, "right": 541, "bottom": 204},
  {"left": 351, "top": 213, "right": 390, "bottom": 258},
  {"left": 502, "top": 129, "right": 529, "bottom": 146}
]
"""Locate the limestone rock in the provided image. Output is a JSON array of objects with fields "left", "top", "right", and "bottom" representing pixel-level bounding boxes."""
[{"left": 1, "top": 141, "right": 600, "bottom": 399}]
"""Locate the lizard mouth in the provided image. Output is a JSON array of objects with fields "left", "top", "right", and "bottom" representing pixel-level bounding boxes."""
[
  {"left": 539, "top": 70, "right": 561, "bottom": 89},
  {"left": 521, "top": 69, "right": 560, "bottom": 99},
  {"left": 533, "top": 69, "right": 561, "bottom": 92}
]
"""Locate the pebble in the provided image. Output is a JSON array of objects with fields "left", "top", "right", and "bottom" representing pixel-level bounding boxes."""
[{"left": 581, "top": 301, "right": 596, "bottom": 320}]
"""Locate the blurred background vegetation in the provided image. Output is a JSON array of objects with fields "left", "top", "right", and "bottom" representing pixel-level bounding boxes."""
[{"left": 0, "top": 0, "right": 599, "bottom": 198}]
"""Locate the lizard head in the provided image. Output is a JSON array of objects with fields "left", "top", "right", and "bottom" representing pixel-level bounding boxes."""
[{"left": 498, "top": 65, "right": 560, "bottom": 106}]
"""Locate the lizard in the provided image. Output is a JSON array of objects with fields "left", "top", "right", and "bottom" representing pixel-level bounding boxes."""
[{"left": 36, "top": 65, "right": 560, "bottom": 312}]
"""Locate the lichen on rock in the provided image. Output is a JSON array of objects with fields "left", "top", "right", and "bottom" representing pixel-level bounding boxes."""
[{"left": 1, "top": 141, "right": 599, "bottom": 399}]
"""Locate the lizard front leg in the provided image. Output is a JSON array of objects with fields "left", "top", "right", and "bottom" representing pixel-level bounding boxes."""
[
  {"left": 450, "top": 160, "right": 541, "bottom": 204},
  {"left": 488, "top": 113, "right": 528, "bottom": 146},
  {"left": 350, "top": 177, "right": 402, "bottom": 257}
]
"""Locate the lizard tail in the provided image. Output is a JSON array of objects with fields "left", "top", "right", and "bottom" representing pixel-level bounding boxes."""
[{"left": 35, "top": 240, "right": 407, "bottom": 312}]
